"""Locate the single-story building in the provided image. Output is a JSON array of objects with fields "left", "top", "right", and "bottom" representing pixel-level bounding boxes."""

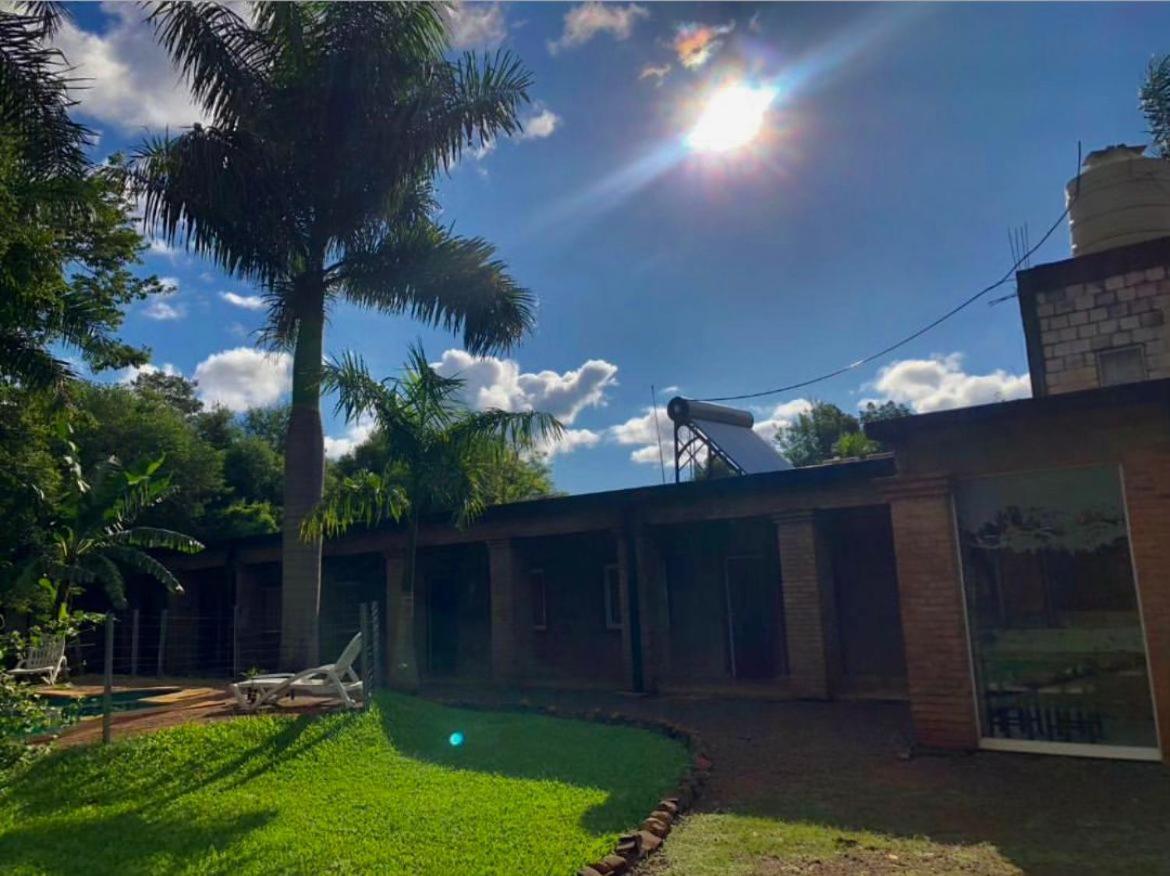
[{"left": 159, "top": 150, "right": 1170, "bottom": 764}]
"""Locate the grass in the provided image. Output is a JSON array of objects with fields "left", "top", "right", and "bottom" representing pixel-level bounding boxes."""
[
  {"left": 642, "top": 813, "right": 1021, "bottom": 875},
  {"left": 0, "top": 693, "right": 689, "bottom": 875}
]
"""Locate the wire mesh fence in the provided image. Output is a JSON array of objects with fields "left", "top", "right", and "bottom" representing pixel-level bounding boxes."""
[{"left": 70, "top": 603, "right": 381, "bottom": 685}]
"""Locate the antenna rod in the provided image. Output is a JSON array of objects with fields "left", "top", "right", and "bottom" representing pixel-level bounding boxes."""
[{"left": 651, "top": 384, "right": 667, "bottom": 485}]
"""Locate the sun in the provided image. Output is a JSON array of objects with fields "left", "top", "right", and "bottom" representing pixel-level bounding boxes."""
[{"left": 687, "top": 83, "right": 778, "bottom": 153}]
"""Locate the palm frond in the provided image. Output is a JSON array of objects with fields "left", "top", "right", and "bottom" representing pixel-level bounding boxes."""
[
  {"left": 302, "top": 472, "right": 409, "bottom": 540},
  {"left": 127, "top": 128, "right": 295, "bottom": 287},
  {"left": 148, "top": 1, "right": 270, "bottom": 125},
  {"left": 451, "top": 408, "right": 564, "bottom": 452},
  {"left": 337, "top": 221, "right": 534, "bottom": 355}
]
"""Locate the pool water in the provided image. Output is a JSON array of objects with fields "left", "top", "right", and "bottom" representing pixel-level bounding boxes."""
[{"left": 30, "top": 688, "right": 179, "bottom": 735}]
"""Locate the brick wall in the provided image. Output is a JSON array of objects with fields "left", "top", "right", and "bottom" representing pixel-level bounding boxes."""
[
  {"left": 774, "top": 511, "right": 832, "bottom": 699},
  {"left": 1121, "top": 450, "right": 1170, "bottom": 763},
  {"left": 882, "top": 478, "right": 979, "bottom": 751},
  {"left": 1033, "top": 266, "right": 1169, "bottom": 393}
]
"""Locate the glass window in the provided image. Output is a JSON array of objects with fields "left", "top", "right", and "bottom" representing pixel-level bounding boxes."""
[
  {"left": 1096, "top": 346, "right": 1147, "bottom": 387},
  {"left": 603, "top": 564, "right": 623, "bottom": 630},
  {"left": 956, "top": 467, "right": 1157, "bottom": 750},
  {"left": 530, "top": 569, "right": 547, "bottom": 631}
]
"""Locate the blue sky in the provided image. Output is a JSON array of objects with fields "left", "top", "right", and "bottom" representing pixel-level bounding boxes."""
[{"left": 59, "top": 2, "right": 1170, "bottom": 494}]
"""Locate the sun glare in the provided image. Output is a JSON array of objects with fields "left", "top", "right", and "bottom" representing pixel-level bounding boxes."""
[{"left": 687, "top": 83, "right": 778, "bottom": 153}]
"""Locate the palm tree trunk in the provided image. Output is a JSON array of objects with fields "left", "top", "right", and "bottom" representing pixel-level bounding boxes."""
[
  {"left": 389, "top": 513, "right": 421, "bottom": 690},
  {"left": 279, "top": 299, "right": 325, "bottom": 670}
]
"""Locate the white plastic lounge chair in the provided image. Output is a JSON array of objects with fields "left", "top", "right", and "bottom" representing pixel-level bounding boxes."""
[
  {"left": 231, "top": 632, "right": 364, "bottom": 711},
  {"left": 8, "top": 636, "right": 67, "bottom": 685}
]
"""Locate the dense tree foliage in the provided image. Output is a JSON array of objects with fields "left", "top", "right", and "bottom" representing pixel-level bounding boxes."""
[
  {"left": 776, "top": 400, "right": 912, "bottom": 467},
  {"left": 0, "top": 4, "right": 159, "bottom": 391}
]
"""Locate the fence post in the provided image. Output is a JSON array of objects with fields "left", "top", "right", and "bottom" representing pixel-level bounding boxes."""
[
  {"left": 102, "top": 614, "right": 114, "bottom": 745},
  {"left": 359, "top": 603, "right": 371, "bottom": 711},
  {"left": 232, "top": 604, "right": 240, "bottom": 679},
  {"left": 156, "top": 609, "right": 168, "bottom": 677},
  {"left": 130, "top": 609, "right": 140, "bottom": 676},
  {"left": 370, "top": 601, "right": 381, "bottom": 701}
]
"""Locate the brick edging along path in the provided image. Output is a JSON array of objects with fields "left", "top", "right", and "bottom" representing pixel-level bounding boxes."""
[{"left": 427, "top": 697, "right": 711, "bottom": 876}]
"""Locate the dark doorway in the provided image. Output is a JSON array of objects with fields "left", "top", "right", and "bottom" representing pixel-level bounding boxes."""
[
  {"left": 824, "top": 505, "right": 907, "bottom": 693},
  {"left": 421, "top": 545, "right": 490, "bottom": 679},
  {"left": 725, "top": 554, "right": 776, "bottom": 679}
]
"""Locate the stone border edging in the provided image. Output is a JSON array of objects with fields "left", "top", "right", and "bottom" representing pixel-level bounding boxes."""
[{"left": 425, "top": 696, "right": 711, "bottom": 876}]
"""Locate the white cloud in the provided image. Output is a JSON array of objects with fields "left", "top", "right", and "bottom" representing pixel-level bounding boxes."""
[
  {"left": 158, "top": 276, "right": 180, "bottom": 293},
  {"left": 143, "top": 299, "right": 185, "bottom": 321},
  {"left": 192, "top": 347, "right": 292, "bottom": 412},
  {"left": 610, "top": 407, "right": 674, "bottom": 467},
  {"left": 220, "top": 291, "right": 267, "bottom": 311},
  {"left": 117, "top": 362, "right": 180, "bottom": 385},
  {"left": 432, "top": 349, "right": 618, "bottom": 425},
  {"left": 324, "top": 415, "right": 377, "bottom": 460},
  {"left": 471, "top": 105, "right": 560, "bottom": 162},
  {"left": 519, "top": 107, "right": 561, "bottom": 140},
  {"left": 51, "top": 3, "right": 204, "bottom": 130},
  {"left": 548, "top": 2, "right": 648, "bottom": 54},
  {"left": 751, "top": 399, "right": 814, "bottom": 443},
  {"left": 541, "top": 427, "right": 602, "bottom": 459},
  {"left": 444, "top": 1, "right": 507, "bottom": 49},
  {"left": 868, "top": 354, "right": 1031, "bottom": 413},
  {"left": 639, "top": 63, "right": 671, "bottom": 85}
]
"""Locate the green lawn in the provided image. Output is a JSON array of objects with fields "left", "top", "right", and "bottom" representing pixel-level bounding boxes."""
[
  {"left": 642, "top": 813, "right": 1021, "bottom": 875},
  {"left": 0, "top": 694, "right": 688, "bottom": 875}
]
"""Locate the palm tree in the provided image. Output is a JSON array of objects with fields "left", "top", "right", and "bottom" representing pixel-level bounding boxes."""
[
  {"left": 8, "top": 456, "right": 203, "bottom": 619},
  {"left": 303, "top": 346, "right": 562, "bottom": 689},
  {"left": 130, "top": 3, "right": 538, "bottom": 667}
]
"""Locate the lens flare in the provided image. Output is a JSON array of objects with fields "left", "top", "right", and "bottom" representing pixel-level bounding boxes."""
[
  {"left": 687, "top": 84, "right": 778, "bottom": 153},
  {"left": 448, "top": 731, "right": 464, "bottom": 747}
]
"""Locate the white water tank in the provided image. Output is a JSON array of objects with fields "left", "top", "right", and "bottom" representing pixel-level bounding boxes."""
[{"left": 1067, "top": 144, "right": 1170, "bottom": 256}]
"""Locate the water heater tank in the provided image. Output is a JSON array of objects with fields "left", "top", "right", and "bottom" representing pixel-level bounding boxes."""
[{"left": 1067, "top": 144, "right": 1170, "bottom": 257}]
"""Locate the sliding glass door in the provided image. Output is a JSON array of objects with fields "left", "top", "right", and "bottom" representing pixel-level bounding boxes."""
[{"left": 955, "top": 467, "right": 1159, "bottom": 758}]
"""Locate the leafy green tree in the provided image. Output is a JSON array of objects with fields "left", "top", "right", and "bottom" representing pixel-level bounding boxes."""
[
  {"left": 131, "top": 370, "right": 204, "bottom": 416},
  {"left": 778, "top": 399, "right": 912, "bottom": 465},
  {"left": 0, "top": 4, "right": 158, "bottom": 390},
  {"left": 6, "top": 456, "right": 203, "bottom": 618},
  {"left": 132, "top": 2, "right": 540, "bottom": 666},
  {"left": 859, "top": 400, "right": 913, "bottom": 425},
  {"left": 336, "top": 432, "right": 557, "bottom": 506},
  {"left": 72, "top": 383, "right": 227, "bottom": 536},
  {"left": 0, "top": 386, "right": 64, "bottom": 581},
  {"left": 304, "top": 347, "right": 562, "bottom": 689},
  {"left": 776, "top": 401, "right": 863, "bottom": 467},
  {"left": 241, "top": 404, "right": 290, "bottom": 455},
  {"left": 1142, "top": 56, "right": 1170, "bottom": 157}
]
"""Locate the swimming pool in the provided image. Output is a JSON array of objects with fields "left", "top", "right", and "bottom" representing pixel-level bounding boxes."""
[{"left": 30, "top": 688, "right": 180, "bottom": 735}]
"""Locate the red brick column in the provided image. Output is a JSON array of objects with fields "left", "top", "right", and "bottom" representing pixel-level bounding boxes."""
[
  {"left": 882, "top": 477, "right": 978, "bottom": 750},
  {"left": 487, "top": 538, "right": 521, "bottom": 685},
  {"left": 774, "top": 511, "right": 832, "bottom": 699},
  {"left": 1122, "top": 451, "right": 1170, "bottom": 763},
  {"left": 384, "top": 549, "right": 418, "bottom": 691}
]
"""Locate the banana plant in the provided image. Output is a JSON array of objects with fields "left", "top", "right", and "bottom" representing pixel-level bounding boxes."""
[{"left": 8, "top": 454, "right": 203, "bottom": 618}]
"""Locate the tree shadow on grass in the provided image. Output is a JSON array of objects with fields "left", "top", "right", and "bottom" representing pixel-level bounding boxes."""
[
  {"left": 374, "top": 693, "right": 688, "bottom": 837},
  {"left": 0, "top": 807, "right": 275, "bottom": 875},
  {"left": 2, "top": 710, "right": 362, "bottom": 821}
]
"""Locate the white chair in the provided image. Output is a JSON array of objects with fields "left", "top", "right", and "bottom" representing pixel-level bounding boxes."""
[
  {"left": 231, "top": 632, "right": 364, "bottom": 711},
  {"left": 9, "top": 636, "right": 67, "bottom": 685}
]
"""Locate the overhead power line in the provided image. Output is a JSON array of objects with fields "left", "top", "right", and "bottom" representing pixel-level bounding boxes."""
[{"left": 700, "top": 203, "right": 1071, "bottom": 404}]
